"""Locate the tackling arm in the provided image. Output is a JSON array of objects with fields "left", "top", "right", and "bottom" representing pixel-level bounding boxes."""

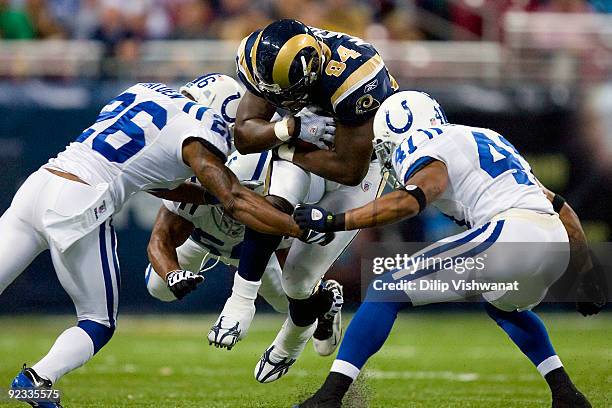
[
  {"left": 294, "top": 161, "right": 448, "bottom": 231},
  {"left": 344, "top": 161, "right": 448, "bottom": 229},
  {"left": 537, "top": 180, "right": 607, "bottom": 315},
  {"left": 182, "top": 139, "right": 302, "bottom": 238},
  {"left": 147, "top": 206, "right": 194, "bottom": 280},
  {"left": 538, "top": 182, "right": 591, "bottom": 271},
  {"left": 233, "top": 91, "right": 295, "bottom": 154},
  {"left": 149, "top": 182, "right": 208, "bottom": 205}
]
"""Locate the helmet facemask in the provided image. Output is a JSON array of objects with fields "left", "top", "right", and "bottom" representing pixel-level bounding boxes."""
[
  {"left": 254, "top": 43, "right": 323, "bottom": 113},
  {"left": 374, "top": 139, "right": 403, "bottom": 190}
]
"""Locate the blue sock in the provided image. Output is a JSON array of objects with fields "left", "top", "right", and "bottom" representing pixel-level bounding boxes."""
[
  {"left": 236, "top": 227, "right": 282, "bottom": 282},
  {"left": 77, "top": 320, "right": 114, "bottom": 354},
  {"left": 484, "top": 303, "right": 557, "bottom": 370},
  {"left": 336, "top": 301, "right": 406, "bottom": 372}
]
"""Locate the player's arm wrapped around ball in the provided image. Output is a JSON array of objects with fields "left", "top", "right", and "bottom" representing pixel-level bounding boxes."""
[{"left": 292, "top": 108, "right": 336, "bottom": 150}]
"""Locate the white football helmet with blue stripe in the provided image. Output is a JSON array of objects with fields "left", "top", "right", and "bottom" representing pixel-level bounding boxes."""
[
  {"left": 180, "top": 73, "right": 244, "bottom": 124},
  {"left": 373, "top": 90, "right": 448, "bottom": 187}
]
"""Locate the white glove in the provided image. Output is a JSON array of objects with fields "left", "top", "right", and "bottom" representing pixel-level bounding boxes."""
[
  {"left": 166, "top": 270, "right": 204, "bottom": 300},
  {"left": 294, "top": 108, "right": 336, "bottom": 150}
]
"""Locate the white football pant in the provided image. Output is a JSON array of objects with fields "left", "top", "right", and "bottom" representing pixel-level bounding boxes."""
[
  {"left": 0, "top": 169, "right": 119, "bottom": 327},
  {"left": 386, "top": 209, "right": 570, "bottom": 311},
  {"left": 266, "top": 159, "right": 385, "bottom": 299}
]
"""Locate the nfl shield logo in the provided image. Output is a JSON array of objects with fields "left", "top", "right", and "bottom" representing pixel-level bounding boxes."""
[{"left": 361, "top": 181, "right": 371, "bottom": 192}]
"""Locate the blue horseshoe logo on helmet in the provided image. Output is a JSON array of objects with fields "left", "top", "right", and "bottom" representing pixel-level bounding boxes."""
[
  {"left": 385, "top": 100, "right": 413, "bottom": 133},
  {"left": 220, "top": 92, "right": 242, "bottom": 123}
]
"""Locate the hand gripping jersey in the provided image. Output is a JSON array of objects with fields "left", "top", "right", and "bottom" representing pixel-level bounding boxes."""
[
  {"left": 48, "top": 83, "right": 232, "bottom": 214},
  {"left": 237, "top": 27, "right": 398, "bottom": 124},
  {"left": 392, "top": 124, "right": 554, "bottom": 228}
]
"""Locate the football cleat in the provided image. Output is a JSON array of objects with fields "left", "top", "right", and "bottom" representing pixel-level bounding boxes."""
[
  {"left": 254, "top": 346, "right": 296, "bottom": 383},
  {"left": 313, "top": 280, "right": 344, "bottom": 357},
  {"left": 11, "top": 365, "right": 63, "bottom": 408},
  {"left": 207, "top": 294, "right": 256, "bottom": 350},
  {"left": 294, "top": 394, "right": 342, "bottom": 408},
  {"left": 208, "top": 316, "right": 242, "bottom": 350},
  {"left": 551, "top": 389, "right": 592, "bottom": 408}
]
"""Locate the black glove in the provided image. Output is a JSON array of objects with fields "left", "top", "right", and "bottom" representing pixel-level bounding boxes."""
[
  {"left": 299, "top": 229, "right": 335, "bottom": 246},
  {"left": 293, "top": 203, "right": 345, "bottom": 232},
  {"left": 166, "top": 270, "right": 204, "bottom": 300},
  {"left": 575, "top": 252, "right": 607, "bottom": 317}
]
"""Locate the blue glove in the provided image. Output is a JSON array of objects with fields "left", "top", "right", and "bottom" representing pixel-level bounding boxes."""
[
  {"left": 293, "top": 204, "right": 345, "bottom": 232},
  {"left": 299, "top": 229, "right": 335, "bottom": 246}
]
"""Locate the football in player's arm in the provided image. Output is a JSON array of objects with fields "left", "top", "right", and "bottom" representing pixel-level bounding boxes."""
[{"left": 235, "top": 92, "right": 374, "bottom": 186}]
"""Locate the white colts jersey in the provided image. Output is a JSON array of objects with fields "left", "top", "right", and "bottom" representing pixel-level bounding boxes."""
[
  {"left": 392, "top": 124, "right": 553, "bottom": 228},
  {"left": 163, "top": 197, "right": 244, "bottom": 267},
  {"left": 48, "top": 83, "right": 232, "bottom": 213},
  {"left": 161, "top": 151, "right": 292, "bottom": 267}
]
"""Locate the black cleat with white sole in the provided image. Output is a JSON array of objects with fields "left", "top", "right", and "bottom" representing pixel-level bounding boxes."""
[
  {"left": 254, "top": 346, "right": 296, "bottom": 383},
  {"left": 208, "top": 316, "right": 241, "bottom": 350},
  {"left": 313, "top": 280, "right": 343, "bottom": 357}
]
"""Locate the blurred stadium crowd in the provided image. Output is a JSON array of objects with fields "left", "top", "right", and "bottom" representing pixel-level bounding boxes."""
[{"left": 0, "top": 0, "right": 610, "bottom": 43}]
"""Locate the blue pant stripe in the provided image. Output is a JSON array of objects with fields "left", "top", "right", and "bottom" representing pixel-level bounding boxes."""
[
  {"left": 367, "top": 220, "right": 505, "bottom": 301},
  {"left": 145, "top": 264, "right": 153, "bottom": 285},
  {"left": 251, "top": 151, "right": 269, "bottom": 181},
  {"left": 402, "top": 220, "right": 505, "bottom": 282},
  {"left": 110, "top": 223, "right": 121, "bottom": 314},
  {"left": 99, "top": 223, "right": 115, "bottom": 328},
  {"left": 388, "top": 221, "right": 494, "bottom": 275}
]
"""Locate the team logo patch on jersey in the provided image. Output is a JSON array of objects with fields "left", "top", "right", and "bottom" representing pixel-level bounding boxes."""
[
  {"left": 355, "top": 94, "right": 380, "bottom": 115},
  {"left": 364, "top": 79, "right": 378, "bottom": 93}
]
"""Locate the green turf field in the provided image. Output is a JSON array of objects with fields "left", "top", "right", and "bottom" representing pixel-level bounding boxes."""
[{"left": 0, "top": 313, "right": 609, "bottom": 407}]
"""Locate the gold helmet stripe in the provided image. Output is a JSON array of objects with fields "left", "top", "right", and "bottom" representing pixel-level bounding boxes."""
[
  {"left": 272, "top": 34, "right": 321, "bottom": 88},
  {"left": 237, "top": 35, "right": 257, "bottom": 86},
  {"left": 250, "top": 31, "right": 264, "bottom": 80}
]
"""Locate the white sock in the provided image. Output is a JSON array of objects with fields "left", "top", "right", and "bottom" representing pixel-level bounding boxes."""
[
  {"left": 231, "top": 273, "right": 261, "bottom": 301},
  {"left": 32, "top": 326, "right": 94, "bottom": 384},
  {"left": 331, "top": 360, "right": 361, "bottom": 381},
  {"left": 270, "top": 317, "right": 316, "bottom": 361},
  {"left": 537, "top": 355, "right": 563, "bottom": 377},
  {"left": 220, "top": 273, "right": 260, "bottom": 316}
]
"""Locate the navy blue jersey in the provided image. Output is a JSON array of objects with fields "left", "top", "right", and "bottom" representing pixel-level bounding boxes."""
[{"left": 236, "top": 27, "right": 398, "bottom": 125}]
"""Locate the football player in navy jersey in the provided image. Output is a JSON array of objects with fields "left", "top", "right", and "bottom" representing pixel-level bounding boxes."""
[{"left": 207, "top": 19, "right": 400, "bottom": 383}]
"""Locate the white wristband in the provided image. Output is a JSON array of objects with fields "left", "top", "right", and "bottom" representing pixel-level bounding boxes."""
[
  {"left": 274, "top": 118, "right": 292, "bottom": 142},
  {"left": 277, "top": 144, "right": 295, "bottom": 162}
]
